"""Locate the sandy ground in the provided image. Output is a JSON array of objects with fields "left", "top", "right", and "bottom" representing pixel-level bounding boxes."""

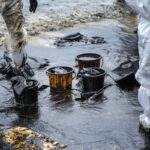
[{"left": 0, "top": 14, "right": 150, "bottom": 149}]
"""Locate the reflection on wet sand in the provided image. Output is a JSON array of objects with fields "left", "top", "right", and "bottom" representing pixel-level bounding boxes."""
[
  {"left": 0, "top": 2, "right": 149, "bottom": 148},
  {"left": 50, "top": 92, "right": 74, "bottom": 111}
]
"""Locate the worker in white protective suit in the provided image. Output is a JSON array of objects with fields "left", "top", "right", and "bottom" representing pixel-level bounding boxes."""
[
  {"left": 125, "top": 0, "right": 150, "bottom": 131},
  {"left": 0, "top": 0, "right": 38, "bottom": 76}
]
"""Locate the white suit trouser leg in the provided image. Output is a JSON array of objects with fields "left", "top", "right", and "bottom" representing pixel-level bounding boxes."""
[
  {"left": 1, "top": 0, "right": 27, "bottom": 67},
  {"left": 136, "top": 37, "right": 150, "bottom": 125}
]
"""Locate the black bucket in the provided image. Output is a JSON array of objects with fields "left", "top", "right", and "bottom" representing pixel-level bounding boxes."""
[
  {"left": 12, "top": 77, "right": 38, "bottom": 105},
  {"left": 76, "top": 53, "right": 103, "bottom": 71},
  {"left": 46, "top": 66, "right": 76, "bottom": 93},
  {"left": 80, "top": 68, "right": 106, "bottom": 92}
]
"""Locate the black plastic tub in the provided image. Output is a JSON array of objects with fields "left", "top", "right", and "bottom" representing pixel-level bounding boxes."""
[
  {"left": 13, "top": 79, "right": 38, "bottom": 106},
  {"left": 80, "top": 68, "right": 106, "bottom": 92},
  {"left": 76, "top": 53, "right": 103, "bottom": 71},
  {"left": 110, "top": 60, "right": 139, "bottom": 84}
]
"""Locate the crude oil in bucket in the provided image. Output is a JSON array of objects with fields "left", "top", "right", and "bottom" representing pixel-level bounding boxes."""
[
  {"left": 81, "top": 68, "right": 105, "bottom": 92},
  {"left": 76, "top": 53, "right": 103, "bottom": 71},
  {"left": 46, "top": 66, "right": 75, "bottom": 92}
]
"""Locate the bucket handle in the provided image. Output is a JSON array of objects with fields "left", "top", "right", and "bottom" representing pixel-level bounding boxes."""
[
  {"left": 75, "top": 57, "right": 78, "bottom": 67},
  {"left": 46, "top": 70, "right": 49, "bottom": 76},
  {"left": 100, "top": 57, "right": 104, "bottom": 68},
  {"left": 72, "top": 70, "right": 76, "bottom": 80}
]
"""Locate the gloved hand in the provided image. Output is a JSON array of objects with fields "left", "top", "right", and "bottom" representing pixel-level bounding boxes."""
[
  {"left": 8, "top": 63, "right": 34, "bottom": 79},
  {"left": 29, "top": 0, "right": 38, "bottom": 13},
  {"left": 18, "top": 63, "right": 35, "bottom": 78}
]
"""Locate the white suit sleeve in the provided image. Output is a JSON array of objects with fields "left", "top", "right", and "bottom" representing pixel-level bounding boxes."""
[
  {"left": 125, "top": 0, "right": 139, "bottom": 13},
  {"left": 139, "top": 0, "right": 150, "bottom": 20},
  {"left": 125, "top": 0, "right": 150, "bottom": 19}
]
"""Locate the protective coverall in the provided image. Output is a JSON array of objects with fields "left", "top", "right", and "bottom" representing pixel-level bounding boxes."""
[
  {"left": 125, "top": 0, "right": 150, "bottom": 130},
  {"left": 0, "top": 0, "right": 38, "bottom": 68}
]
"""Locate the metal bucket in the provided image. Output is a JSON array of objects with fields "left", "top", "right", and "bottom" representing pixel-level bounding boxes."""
[
  {"left": 46, "top": 66, "right": 76, "bottom": 92},
  {"left": 76, "top": 53, "right": 103, "bottom": 71},
  {"left": 80, "top": 68, "right": 106, "bottom": 92}
]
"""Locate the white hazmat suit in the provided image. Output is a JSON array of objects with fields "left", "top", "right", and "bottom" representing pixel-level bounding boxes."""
[
  {"left": 125, "top": 0, "right": 150, "bottom": 130},
  {"left": 0, "top": 0, "right": 27, "bottom": 67}
]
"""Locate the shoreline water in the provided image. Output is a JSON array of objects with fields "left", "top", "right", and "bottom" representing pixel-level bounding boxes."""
[
  {"left": 24, "top": 2, "right": 134, "bottom": 35},
  {"left": 0, "top": 1, "right": 134, "bottom": 47}
]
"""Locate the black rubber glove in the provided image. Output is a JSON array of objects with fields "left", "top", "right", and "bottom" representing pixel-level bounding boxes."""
[
  {"left": 29, "top": 0, "right": 38, "bottom": 13},
  {"left": 10, "top": 63, "right": 34, "bottom": 79}
]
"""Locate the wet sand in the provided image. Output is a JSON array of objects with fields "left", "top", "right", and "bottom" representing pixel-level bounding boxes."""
[{"left": 0, "top": 15, "right": 150, "bottom": 149}]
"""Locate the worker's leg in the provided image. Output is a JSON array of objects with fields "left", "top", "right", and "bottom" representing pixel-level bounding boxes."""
[
  {"left": 0, "top": 0, "right": 3, "bottom": 13},
  {"left": 136, "top": 36, "right": 150, "bottom": 129},
  {"left": 2, "top": 0, "right": 27, "bottom": 67}
]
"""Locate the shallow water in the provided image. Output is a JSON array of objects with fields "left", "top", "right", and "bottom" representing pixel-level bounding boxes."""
[{"left": 0, "top": 0, "right": 132, "bottom": 39}]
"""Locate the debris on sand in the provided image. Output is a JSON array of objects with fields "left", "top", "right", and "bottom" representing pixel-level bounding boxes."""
[
  {"left": 54, "top": 32, "right": 87, "bottom": 47},
  {"left": 2, "top": 127, "right": 67, "bottom": 150},
  {"left": 54, "top": 32, "right": 106, "bottom": 47},
  {"left": 90, "top": 36, "right": 106, "bottom": 44}
]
